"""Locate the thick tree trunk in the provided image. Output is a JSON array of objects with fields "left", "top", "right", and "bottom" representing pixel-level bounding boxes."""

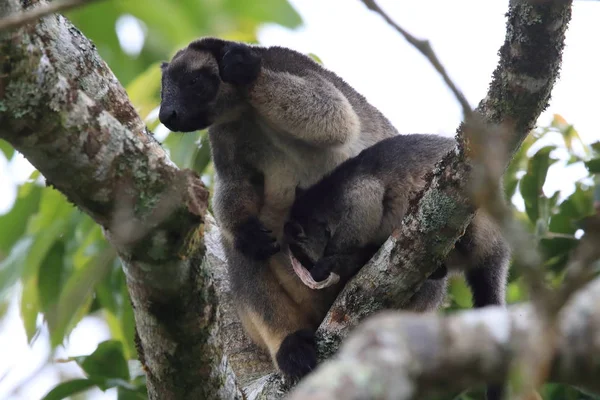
[{"left": 0, "top": 1, "right": 240, "bottom": 398}]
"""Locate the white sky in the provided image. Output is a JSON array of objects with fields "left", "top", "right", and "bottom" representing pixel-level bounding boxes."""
[{"left": 0, "top": 1, "right": 598, "bottom": 399}]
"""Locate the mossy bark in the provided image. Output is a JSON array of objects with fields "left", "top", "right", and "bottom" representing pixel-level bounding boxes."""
[
  {"left": 0, "top": 1, "right": 241, "bottom": 399},
  {"left": 289, "top": 278, "right": 600, "bottom": 399}
]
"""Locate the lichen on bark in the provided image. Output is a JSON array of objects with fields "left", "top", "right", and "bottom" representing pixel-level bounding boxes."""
[
  {"left": 0, "top": 1, "right": 241, "bottom": 398},
  {"left": 290, "top": 278, "right": 600, "bottom": 399}
]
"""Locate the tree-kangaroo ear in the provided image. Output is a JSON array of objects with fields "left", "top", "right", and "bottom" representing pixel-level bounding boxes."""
[{"left": 189, "top": 37, "right": 228, "bottom": 59}]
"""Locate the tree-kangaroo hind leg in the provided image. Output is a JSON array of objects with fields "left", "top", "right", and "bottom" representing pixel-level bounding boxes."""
[{"left": 453, "top": 211, "right": 510, "bottom": 400}]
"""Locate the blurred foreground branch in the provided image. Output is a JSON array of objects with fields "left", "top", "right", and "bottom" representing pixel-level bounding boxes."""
[
  {"left": 289, "top": 275, "right": 600, "bottom": 399},
  {"left": 0, "top": 0, "right": 98, "bottom": 32}
]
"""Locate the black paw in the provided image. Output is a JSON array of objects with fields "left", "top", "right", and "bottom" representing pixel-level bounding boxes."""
[
  {"left": 234, "top": 217, "right": 280, "bottom": 261},
  {"left": 310, "top": 258, "right": 335, "bottom": 282},
  {"left": 219, "top": 43, "right": 261, "bottom": 85},
  {"left": 276, "top": 329, "right": 316, "bottom": 383},
  {"left": 486, "top": 384, "right": 505, "bottom": 400},
  {"left": 428, "top": 264, "right": 448, "bottom": 280}
]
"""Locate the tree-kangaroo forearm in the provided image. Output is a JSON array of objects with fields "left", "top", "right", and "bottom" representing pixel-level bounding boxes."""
[
  {"left": 212, "top": 179, "right": 262, "bottom": 236},
  {"left": 248, "top": 70, "right": 361, "bottom": 147},
  {"left": 212, "top": 175, "right": 281, "bottom": 260}
]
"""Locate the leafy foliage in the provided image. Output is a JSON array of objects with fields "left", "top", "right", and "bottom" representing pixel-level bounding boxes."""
[
  {"left": 41, "top": 341, "right": 146, "bottom": 400},
  {"left": 446, "top": 114, "right": 599, "bottom": 399}
]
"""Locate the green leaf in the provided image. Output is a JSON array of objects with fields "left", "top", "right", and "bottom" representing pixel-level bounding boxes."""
[
  {"left": 18, "top": 188, "right": 74, "bottom": 284},
  {"left": 95, "top": 266, "right": 119, "bottom": 314},
  {"left": 0, "top": 237, "right": 34, "bottom": 301},
  {"left": 192, "top": 133, "right": 212, "bottom": 175},
  {"left": 42, "top": 377, "right": 141, "bottom": 400},
  {"left": 37, "top": 241, "right": 67, "bottom": 313},
  {"left": 308, "top": 53, "right": 323, "bottom": 64},
  {"left": 48, "top": 249, "right": 114, "bottom": 347},
  {"left": 548, "top": 213, "right": 575, "bottom": 235},
  {"left": 540, "top": 382, "right": 600, "bottom": 400},
  {"left": 503, "top": 176, "right": 520, "bottom": 203},
  {"left": 551, "top": 114, "right": 590, "bottom": 157},
  {"left": 543, "top": 253, "right": 570, "bottom": 275},
  {"left": 0, "top": 182, "right": 42, "bottom": 257},
  {"left": 41, "top": 378, "right": 97, "bottom": 400},
  {"left": 117, "top": 386, "right": 148, "bottom": 400},
  {"left": 163, "top": 131, "right": 202, "bottom": 169},
  {"left": 10, "top": 189, "right": 84, "bottom": 346},
  {"left": 0, "top": 299, "right": 8, "bottom": 319},
  {"left": 97, "top": 264, "right": 137, "bottom": 359},
  {"left": 549, "top": 182, "right": 595, "bottom": 235},
  {"left": 76, "top": 340, "right": 130, "bottom": 382},
  {"left": 71, "top": 220, "right": 106, "bottom": 271},
  {"left": 519, "top": 145, "right": 557, "bottom": 223},
  {"left": 20, "top": 275, "right": 40, "bottom": 343},
  {"left": 0, "top": 138, "right": 14, "bottom": 160},
  {"left": 504, "top": 133, "right": 539, "bottom": 201},
  {"left": 125, "top": 62, "right": 163, "bottom": 120},
  {"left": 585, "top": 157, "right": 600, "bottom": 173},
  {"left": 540, "top": 237, "right": 578, "bottom": 268},
  {"left": 506, "top": 281, "right": 524, "bottom": 304},
  {"left": 119, "top": 1, "right": 203, "bottom": 48},
  {"left": 448, "top": 276, "right": 472, "bottom": 309},
  {"left": 27, "top": 188, "right": 73, "bottom": 235},
  {"left": 224, "top": 0, "right": 302, "bottom": 29},
  {"left": 23, "top": 218, "right": 68, "bottom": 280},
  {"left": 119, "top": 274, "right": 137, "bottom": 359}
]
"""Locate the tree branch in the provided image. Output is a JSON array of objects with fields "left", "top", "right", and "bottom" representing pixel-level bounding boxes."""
[
  {"left": 315, "top": 0, "right": 573, "bottom": 360},
  {"left": 0, "top": 0, "right": 98, "bottom": 32},
  {"left": 289, "top": 276, "right": 600, "bottom": 399},
  {"left": 0, "top": 1, "right": 241, "bottom": 398},
  {"left": 361, "top": 0, "right": 472, "bottom": 117}
]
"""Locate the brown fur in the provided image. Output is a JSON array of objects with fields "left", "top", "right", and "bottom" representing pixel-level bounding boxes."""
[
  {"left": 285, "top": 134, "right": 510, "bottom": 311},
  {"left": 159, "top": 37, "right": 398, "bottom": 378},
  {"left": 284, "top": 134, "right": 510, "bottom": 398}
]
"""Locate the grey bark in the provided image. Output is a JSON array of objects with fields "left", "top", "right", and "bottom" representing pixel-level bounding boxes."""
[
  {"left": 288, "top": 276, "right": 600, "bottom": 400},
  {"left": 0, "top": 1, "right": 241, "bottom": 399}
]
